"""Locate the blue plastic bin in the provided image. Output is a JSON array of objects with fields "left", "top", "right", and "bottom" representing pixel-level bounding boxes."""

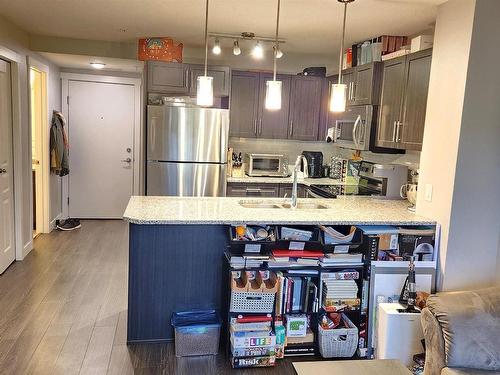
[{"left": 171, "top": 310, "right": 221, "bottom": 357}]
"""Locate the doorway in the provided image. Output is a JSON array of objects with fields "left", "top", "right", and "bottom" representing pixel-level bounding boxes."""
[
  {"left": 29, "top": 66, "right": 49, "bottom": 237},
  {"left": 66, "top": 79, "right": 137, "bottom": 218},
  {"left": 0, "top": 58, "right": 15, "bottom": 274}
]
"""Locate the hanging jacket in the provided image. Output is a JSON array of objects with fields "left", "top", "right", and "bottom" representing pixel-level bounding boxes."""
[{"left": 50, "top": 111, "right": 69, "bottom": 177}]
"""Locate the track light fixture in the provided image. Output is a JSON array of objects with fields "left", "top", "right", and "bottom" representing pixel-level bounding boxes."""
[
  {"left": 252, "top": 41, "right": 264, "bottom": 59},
  {"left": 212, "top": 38, "right": 221, "bottom": 55},
  {"left": 232, "top": 40, "right": 241, "bottom": 55}
]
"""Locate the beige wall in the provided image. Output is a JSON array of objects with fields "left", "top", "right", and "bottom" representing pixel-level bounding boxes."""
[
  {"left": 417, "top": 0, "right": 500, "bottom": 290},
  {"left": 0, "top": 14, "right": 62, "bottom": 257}
]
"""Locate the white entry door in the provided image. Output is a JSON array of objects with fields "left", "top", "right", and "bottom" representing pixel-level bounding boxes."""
[
  {"left": 0, "top": 59, "right": 15, "bottom": 274},
  {"left": 68, "top": 80, "right": 135, "bottom": 218}
]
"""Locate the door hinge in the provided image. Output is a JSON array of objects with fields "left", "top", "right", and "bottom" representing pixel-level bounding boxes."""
[{"left": 67, "top": 96, "right": 69, "bottom": 105}]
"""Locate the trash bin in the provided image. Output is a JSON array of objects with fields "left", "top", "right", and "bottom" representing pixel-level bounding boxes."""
[{"left": 171, "top": 310, "right": 221, "bottom": 357}]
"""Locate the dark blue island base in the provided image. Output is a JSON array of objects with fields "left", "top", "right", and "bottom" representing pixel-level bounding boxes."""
[{"left": 127, "top": 224, "right": 229, "bottom": 343}]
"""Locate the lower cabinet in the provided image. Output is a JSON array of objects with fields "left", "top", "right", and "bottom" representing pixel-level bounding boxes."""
[
  {"left": 227, "top": 183, "right": 305, "bottom": 198},
  {"left": 227, "top": 183, "right": 280, "bottom": 197}
]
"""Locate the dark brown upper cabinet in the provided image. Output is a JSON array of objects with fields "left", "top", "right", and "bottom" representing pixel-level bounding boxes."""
[
  {"left": 189, "top": 65, "right": 231, "bottom": 97},
  {"left": 229, "top": 71, "right": 260, "bottom": 138},
  {"left": 230, "top": 71, "right": 292, "bottom": 139},
  {"left": 375, "top": 49, "right": 432, "bottom": 151},
  {"left": 147, "top": 62, "right": 190, "bottom": 94},
  {"left": 258, "top": 73, "right": 291, "bottom": 139},
  {"left": 399, "top": 50, "right": 432, "bottom": 150},
  {"left": 288, "top": 75, "right": 323, "bottom": 141},
  {"left": 147, "top": 61, "right": 230, "bottom": 97},
  {"left": 341, "top": 62, "right": 382, "bottom": 106}
]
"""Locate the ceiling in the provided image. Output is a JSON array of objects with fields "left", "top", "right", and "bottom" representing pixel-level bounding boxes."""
[
  {"left": 39, "top": 53, "right": 144, "bottom": 73},
  {"left": 1, "top": 0, "right": 443, "bottom": 56}
]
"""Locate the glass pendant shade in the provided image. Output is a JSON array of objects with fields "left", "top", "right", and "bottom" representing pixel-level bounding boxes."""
[
  {"left": 265, "top": 80, "right": 282, "bottom": 110},
  {"left": 329, "top": 83, "right": 347, "bottom": 112},
  {"left": 196, "top": 76, "right": 213, "bottom": 106}
]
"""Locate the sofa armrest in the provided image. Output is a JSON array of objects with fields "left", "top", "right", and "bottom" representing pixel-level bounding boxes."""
[{"left": 422, "top": 307, "right": 446, "bottom": 375}]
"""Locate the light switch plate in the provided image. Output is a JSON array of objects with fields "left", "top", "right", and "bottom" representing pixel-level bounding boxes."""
[{"left": 425, "top": 184, "right": 433, "bottom": 202}]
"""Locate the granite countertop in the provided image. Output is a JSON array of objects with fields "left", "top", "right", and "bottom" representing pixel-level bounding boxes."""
[
  {"left": 123, "top": 196, "right": 434, "bottom": 226},
  {"left": 227, "top": 176, "right": 358, "bottom": 186}
]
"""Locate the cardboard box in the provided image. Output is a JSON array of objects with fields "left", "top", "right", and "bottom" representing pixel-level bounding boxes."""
[{"left": 411, "top": 35, "right": 434, "bottom": 53}]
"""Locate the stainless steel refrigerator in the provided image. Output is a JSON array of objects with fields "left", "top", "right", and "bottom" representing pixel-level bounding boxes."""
[{"left": 146, "top": 103, "right": 229, "bottom": 196}]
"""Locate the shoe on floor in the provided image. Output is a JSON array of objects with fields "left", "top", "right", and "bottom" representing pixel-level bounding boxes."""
[{"left": 57, "top": 219, "right": 82, "bottom": 231}]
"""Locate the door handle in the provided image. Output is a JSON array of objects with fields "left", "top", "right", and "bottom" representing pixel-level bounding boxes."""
[
  {"left": 253, "top": 119, "right": 257, "bottom": 135},
  {"left": 289, "top": 120, "right": 294, "bottom": 137},
  {"left": 352, "top": 115, "right": 362, "bottom": 149},
  {"left": 392, "top": 121, "right": 397, "bottom": 142},
  {"left": 0, "top": 168, "right": 6, "bottom": 174},
  {"left": 259, "top": 118, "right": 262, "bottom": 135},
  {"left": 121, "top": 158, "right": 132, "bottom": 163}
]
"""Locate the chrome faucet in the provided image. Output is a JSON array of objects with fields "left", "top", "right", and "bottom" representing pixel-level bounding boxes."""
[{"left": 291, "top": 155, "right": 308, "bottom": 209}]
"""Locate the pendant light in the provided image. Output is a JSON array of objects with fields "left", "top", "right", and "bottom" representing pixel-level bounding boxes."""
[
  {"left": 197, "top": 0, "right": 214, "bottom": 106},
  {"left": 329, "top": 0, "right": 354, "bottom": 113},
  {"left": 265, "top": 0, "right": 282, "bottom": 110}
]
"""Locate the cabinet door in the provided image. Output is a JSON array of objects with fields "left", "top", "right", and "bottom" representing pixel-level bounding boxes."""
[
  {"left": 318, "top": 75, "right": 336, "bottom": 141},
  {"left": 399, "top": 50, "right": 432, "bottom": 151},
  {"left": 375, "top": 57, "right": 406, "bottom": 149},
  {"left": 279, "top": 184, "right": 305, "bottom": 198},
  {"left": 341, "top": 69, "right": 356, "bottom": 106},
  {"left": 147, "top": 62, "right": 190, "bottom": 94},
  {"left": 288, "top": 76, "right": 322, "bottom": 141},
  {"left": 189, "top": 65, "right": 231, "bottom": 97},
  {"left": 353, "top": 63, "right": 382, "bottom": 105},
  {"left": 257, "top": 73, "right": 291, "bottom": 139},
  {"left": 227, "top": 183, "right": 279, "bottom": 197},
  {"left": 229, "top": 71, "right": 260, "bottom": 138}
]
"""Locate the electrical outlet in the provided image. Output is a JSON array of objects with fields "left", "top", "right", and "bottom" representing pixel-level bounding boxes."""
[{"left": 425, "top": 184, "right": 433, "bottom": 202}]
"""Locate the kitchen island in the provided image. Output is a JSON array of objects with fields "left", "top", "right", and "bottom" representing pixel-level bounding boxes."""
[{"left": 123, "top": 196, "right": 434, "bottom": 343}]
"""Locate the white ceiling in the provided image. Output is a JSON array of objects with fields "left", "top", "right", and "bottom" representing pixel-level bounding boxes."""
[
  {"left": 39, "top": 53, "right": 144, "bottom": 73},
  {"left": 0, "top": 0, "right": 443, "bottom": 55}
]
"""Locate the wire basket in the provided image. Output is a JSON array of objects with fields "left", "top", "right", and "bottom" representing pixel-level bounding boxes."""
[{"left": 318, "top": 313, "right": 359, "bottom": 358}]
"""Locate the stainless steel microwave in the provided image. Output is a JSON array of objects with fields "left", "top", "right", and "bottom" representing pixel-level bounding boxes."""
[
  {"left": 244, "top": 153, "right": 289, "bottom": 177},
  {"left": 328, "top": 105, "right": 375, "bottom": 151}
]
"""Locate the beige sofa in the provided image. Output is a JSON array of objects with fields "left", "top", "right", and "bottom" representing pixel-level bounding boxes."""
[{"left": 421, "top": 286, "right": 500, "bottom": 375}]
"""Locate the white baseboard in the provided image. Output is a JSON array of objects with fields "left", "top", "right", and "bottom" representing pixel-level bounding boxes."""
[{"left": 18, "top": 240, "right": 33, "bottom": 260}]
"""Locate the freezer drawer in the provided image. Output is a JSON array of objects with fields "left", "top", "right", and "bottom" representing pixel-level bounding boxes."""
[
  {"left": 147, "top": 105, "right": 229, "bottom": 163},
  {"left": 147, "top": 161, "right": 227, "bottom": 197}
]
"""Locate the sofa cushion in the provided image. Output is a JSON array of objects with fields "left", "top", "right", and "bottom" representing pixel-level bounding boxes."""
[
  {"left": 426, "top": 286, "right": 500, "bottom": 371},
  {"left": 441, "top": 367, "right": 500, "bottom": 375}
]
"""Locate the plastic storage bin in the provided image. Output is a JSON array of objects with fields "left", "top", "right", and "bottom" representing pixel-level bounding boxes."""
[{"left": 171, "top": 310, "right": 221, "bottom": 357}]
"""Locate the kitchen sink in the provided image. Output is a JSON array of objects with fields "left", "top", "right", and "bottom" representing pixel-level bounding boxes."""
[
  {"left": 281, "top": 203, "right": 329, "bottom": 209},
  {"left": 238, "top": 202, "right": 283, "bottom": 209},
  {"left": 238, "top": 200, "right": 329, "bottom": 210}
]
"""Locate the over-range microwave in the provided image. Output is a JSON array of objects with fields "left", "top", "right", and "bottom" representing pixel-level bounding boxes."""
[
  {"left": 327, "top": 105, "right": 402, "bottom": 154},
  {"left": 244, "top": 153, "right": 290, "bottom": 177}
]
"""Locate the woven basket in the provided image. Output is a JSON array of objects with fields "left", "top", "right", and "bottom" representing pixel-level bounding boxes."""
[{"left": 318, "top": 313, "right": 359, "bottom": 358}]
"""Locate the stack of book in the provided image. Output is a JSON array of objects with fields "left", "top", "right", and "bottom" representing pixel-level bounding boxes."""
[
  {"left": 229, "top": 254, "right": 269, "bottom": 269},
  {"left": 322, "top": 271, "right": 360, "bottom": 312},
  {"left": 274, "top": 271, "right": 319, "bottom": 316},
  {"left": 319, "top": 252, "right": 363, "bottom": 266},
  {"left": 267, "top": 250, "right": 323, "bottom": 268},
  {"left": 230, "top": 315, "right": 276, "bottom": 368}
]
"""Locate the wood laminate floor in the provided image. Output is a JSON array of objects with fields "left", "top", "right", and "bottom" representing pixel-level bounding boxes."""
[{"left": 0, "top": 220, "right": 298, "bottom": 375}]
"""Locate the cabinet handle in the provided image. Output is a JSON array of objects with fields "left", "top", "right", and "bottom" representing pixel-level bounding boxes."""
[
  {"left": 396, "top": 121, "right": 402, "bottom": 142},
  {"left": 254, "top": 119, "right": 257, "bottom": 135},
  {"left": 392, "top": 121, "right": 397, "bottom": 142},
  {"left": 259, "top": 118, "right": 262, "bottom": 135},
  {"left": 246, "top": 188, "right": 262, "bottom": 193},
  {"left": 352, "top": 82, "right": 356, "bottom": 101},
  {"left": 289, "top": 120, "right": 294, "bottom": 137}
]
